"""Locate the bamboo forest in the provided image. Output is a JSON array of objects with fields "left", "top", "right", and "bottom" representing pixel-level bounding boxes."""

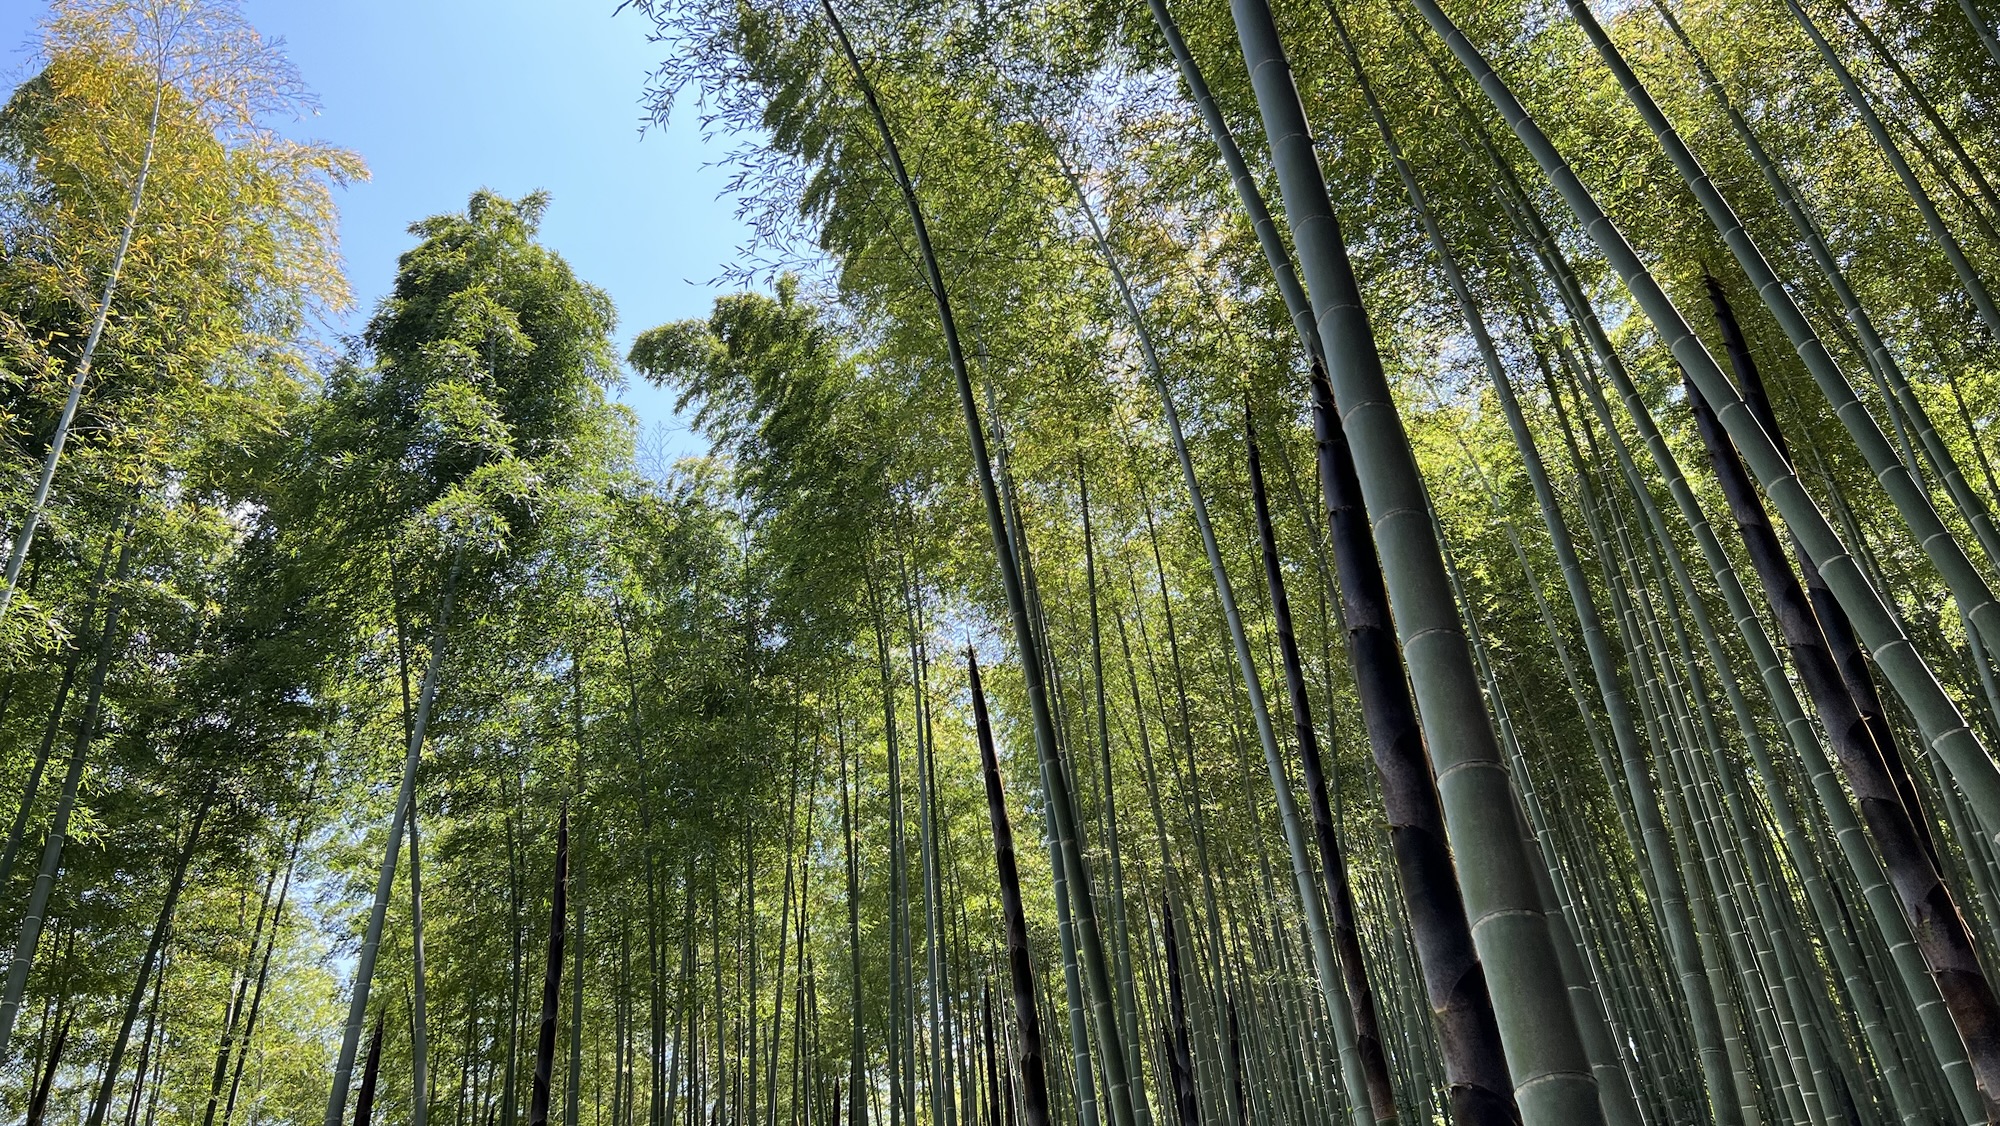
[{"left": 20, "top": 0, "right": 2000, "bottom": 1122}]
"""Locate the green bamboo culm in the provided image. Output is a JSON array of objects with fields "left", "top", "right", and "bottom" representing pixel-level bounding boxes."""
[
  {"left": 1056, "top": 150, "right": 1376, "bottom": 1126},
  {"left": 1777, "top": 0, "right": 2000, "bottom": 347},
  {"left": 1317, "top": 7, "right": 1704, "bottom": 1119},
  {"left": 1565, "top": 0, "right": 2000, "bottom": 685},
  {"left": 529, "top": 802, "right": 570, "bottom": 1126},
  {"left": 840, "top": 718, "right": 868, "bottom": 1126},
  {"left": 83, "top": 792, "right": 212, "bottom": 1126},
  {"left": 0, "top": 527, "right": 135, "bottom": 1063},
  {"left": 1640, "top": 0, "right": 2000, "bottom": 618},
  {"left": 1246, "top": 413, "right": 1400, "bottom": 1125},
  {"left": 1226, "top": 0, "right": 1605, "bottom": 1120},
  {"left": 324, "top": 558, "right": 459, "bottom": 1126},
  {"left": 1143, "top": 7, "right": 1531, "bottom": 1121},
  {"left": 1958, "top": 0, "right": 2000, "bottom": 68},
  {"left": 987, "top": 398, "right": 1102, "bottom": 1126},
  {"left": 1406, "top": 3, "right": 2000, "bottom": 1109},
  {"left": 1682, "top": 369, "right": 2000, "bottom": 1121},
  {"left": 1452, "top": 67, "right": 1981, "bottom": 1112},
  {"left": 1078, "top": 468, "right": 1154, "bottom": 1126},
  {"left": 813, "top": 9, "right": 1138, "bottom": 1126},
  {"left": 1708, "top": 278, "right": 1946, "bottom": 873},
  {"left": 1408, "top": 0, "right": 2000, "bottom": 848}
]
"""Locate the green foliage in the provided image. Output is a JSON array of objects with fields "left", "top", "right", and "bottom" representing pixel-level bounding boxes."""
[{"left": 12, "top": 0, "right": 2000, "bottom": 1124}]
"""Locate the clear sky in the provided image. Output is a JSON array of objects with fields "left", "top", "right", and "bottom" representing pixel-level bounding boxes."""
[{"left": 0, "top": 0, "right": 760, "bottom": 463}]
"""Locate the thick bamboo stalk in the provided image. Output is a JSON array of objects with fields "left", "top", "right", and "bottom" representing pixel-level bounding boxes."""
[
  {"left": 1228, "top": 0, "right": 1603, "bottom": 1117},
  {"left": 1412, "top": 2, "right": 2000, "bottom": 1106},
  {"left": 1688, "top": 373, "right": 2000, "bottom": 1118},
  {"left": 1147, "top": 6, "right": 1533, "bottom": 1117}
]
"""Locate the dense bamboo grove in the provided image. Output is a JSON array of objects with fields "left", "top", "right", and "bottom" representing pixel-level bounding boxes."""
[{"left": 7, "top": 0, "right": 2000, "bottom": 1123}]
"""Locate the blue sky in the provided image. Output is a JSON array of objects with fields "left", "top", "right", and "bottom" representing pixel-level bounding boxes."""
[{"left": 1, "top": 0, "right": 760, "bottom": 463}]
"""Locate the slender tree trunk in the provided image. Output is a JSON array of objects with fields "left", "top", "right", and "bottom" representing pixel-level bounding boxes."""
[
  {"left": 1957, "top": 0, "right": 2000, "bottom": 67},
  {"left": 864, "top": 576, "right": 912, "bottom": 1126},
  {"left": 1223, "top": 998, "right": 1248, "bottom": 1126},
  {"left": 814, "top": 15, "right": 1136, "bottom": 1125},
  {"left": 138, "top": 989, "right": 169, "bottom": 1126},
  {"left": 647, "top": 863, "right": 664, "bottom": 1126},
  {"left": 327, "top": 559, "right": 461, "bottom": 1126},
  {"left": 615, "top": 612, "right": 671, "bottom": 1126},
  {"left": 534, "top": 804, "right": 572, "bottom": 1126},
  {"left": 414, "top": 808, "right": 434, "bottom": 1126},
  {"left": 968, "top": 651, "right": 1053, "bottom": 1126},
  {"left": 26, "top": 1010, "right": 70, "bottom": 1126},
  {"left": 567, "top": 667, "right": 588, "bottom": 1126},
  {"left": 1132, "top": 484, "right": 1237, "bottom": 1125},
  {"left": 504, "top": 802, "right": 528, "bottom": 1126},
  {"left": 204, "top": 862, "right": 281, "bottom": 1126},
  {"left": 121, "top": 948, "right": 169, "bottom": 1126},
  {"left": 0, "top": 528, "right": 136, "bottom": 1060},
  {"left": 671, "top": 859, "right": 696, "bottom": 1126},
  {"left": 1159, "top": 899, "right": 1199, "bottom": 1126},
  {"left": 1074, "top": 470, "right": 1150, "bottom": 1126},
  {"left": 1779, "top": 0, "right": 2000, "bottom": 345},
  {"left": 87, "top": 792, "right": 211, "bottom": 1126},
  {"left": 390, "top": 550, "right": 436, "bottom": 1126},
  {"left": 1245, "top": 417, "right": 1398, "bottom": 1125},
  {"left": 1058, "top": 148, "right": 1376, "bottom": 1126},
  {"left": 840, "top": 708, "right": 868, "bottom": 1126},
  {"left": 616, "top": 927, "right": 632, "bottom": 1126},
  {"left": 767, "top": 746, "right": 805, "bottom": 1126},
  {"left": 0, "top": 78, "right": 165, "bottom": 623},
  {"left": 224, "top": 819, "right": 307, "bottom": 1126},
  {"left": 982, "top": 984, "right": 1003, "bottom": 1126},
  {"left": 901, "top": 556, "right": 958, "bottom": 1126},
  {"left": 1688, "top": 376, "right": 2000, "bottom": 1117},
  {"left": 0, "top": 529, "right": 115, "bottom": 890},
  {"left": 354, "top": 1014, "right": 387, "bottom": 1126}
]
